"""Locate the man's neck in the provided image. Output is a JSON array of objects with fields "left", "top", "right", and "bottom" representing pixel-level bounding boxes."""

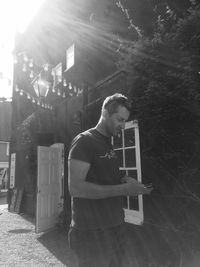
[{"left": 95, "top": 120, "right": 109, "bottom": 137}]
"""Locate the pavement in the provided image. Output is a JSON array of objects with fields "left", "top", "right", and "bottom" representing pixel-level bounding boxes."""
[
  {"left": 1, "top": 196, "right": 200, "bottom": 267},
  {"left": 0, "top": 204, "right": 77, "bottom": 267}
]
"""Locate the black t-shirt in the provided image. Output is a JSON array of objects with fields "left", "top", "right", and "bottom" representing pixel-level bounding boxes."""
[{"left": 68, "top": 128, "right": 124, "bottom": 230}]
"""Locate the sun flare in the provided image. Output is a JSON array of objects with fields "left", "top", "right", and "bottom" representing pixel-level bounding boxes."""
[{"left": 0, "top": 0, "right": 46, "bottom": 98}]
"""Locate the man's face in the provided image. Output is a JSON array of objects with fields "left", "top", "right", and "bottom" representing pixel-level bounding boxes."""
[{"left": 106, "top": 105, "right": 130, "bottom": 136}]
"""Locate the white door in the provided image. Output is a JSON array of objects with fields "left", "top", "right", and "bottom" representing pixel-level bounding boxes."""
[
  {"left": 51, "top": 143, "right": 64, "bottom": 213},
  {"left": 112, "top": 120, "right": 144, "bottom": 225},
  {"left": 36, "top": 146, "right": 62, "bottom": 233}
]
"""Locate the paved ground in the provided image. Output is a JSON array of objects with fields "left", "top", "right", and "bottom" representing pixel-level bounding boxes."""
[
  {"left": 1, "top": 196, "right": 200, "bottom": 267},
  {"left": 0, "top": 204, "right": 77, "bottom": 267}
]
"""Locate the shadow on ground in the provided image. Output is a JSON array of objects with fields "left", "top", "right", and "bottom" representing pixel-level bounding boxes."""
[
  {"left": 19, "top": 213, "right": 36, "bottom": 224},
  {"left": 8, "top": 228, "right": 32, "bottom": 234},
  {"left": 38, "top": 227, "right": 77, "bottom": 267}
]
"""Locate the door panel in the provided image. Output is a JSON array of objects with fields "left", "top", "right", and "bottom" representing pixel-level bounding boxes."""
[{"left": 36, "top": 146, "right": 61, "bottom": 233}]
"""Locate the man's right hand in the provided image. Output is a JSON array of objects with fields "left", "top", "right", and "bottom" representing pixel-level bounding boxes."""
[{"left": 121, "top": 175, "right": 153, "bottom": 196}]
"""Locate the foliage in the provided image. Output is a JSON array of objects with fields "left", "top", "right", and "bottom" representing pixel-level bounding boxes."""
[
  {"left": 117, "top": 4, "right": 200, "bottom": 189},
  {"left": 16, "top": 109, "right": 56, "bottom": 150},
  {"left": 15, "top": 109, "right": 56, "bottom": 175},
  {"left": 116, "top": 0, "right": 192, "bottom": 37}
]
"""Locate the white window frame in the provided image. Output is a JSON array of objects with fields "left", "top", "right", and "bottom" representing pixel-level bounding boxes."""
[
  {"left": 112, "top": 120, "right": 144, "bottom": 225},
  {"left": 0, "top": 141, "right": 10, "bottom": 156},
  {"left": 6, "top": 142, "right": 9, "bottom": 156}
]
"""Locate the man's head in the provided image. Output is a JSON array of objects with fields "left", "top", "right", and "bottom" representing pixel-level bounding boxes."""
[{"left": 100, "top": 93, "right": 132, "bottom": 136}]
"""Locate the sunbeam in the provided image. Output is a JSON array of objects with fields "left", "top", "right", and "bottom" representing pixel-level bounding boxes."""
[{"left": 0, "top": 0, "right": 46, "bottom": 98}]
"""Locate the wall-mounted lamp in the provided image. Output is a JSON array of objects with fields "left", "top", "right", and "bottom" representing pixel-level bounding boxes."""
[{"left": 32, "top": 77, "right": 51, "bottom": 98}]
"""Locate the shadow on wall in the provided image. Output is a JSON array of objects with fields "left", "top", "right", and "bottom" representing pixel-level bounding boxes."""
[{"left": 0, "top": 192, "right": 7, "bottom": 205}]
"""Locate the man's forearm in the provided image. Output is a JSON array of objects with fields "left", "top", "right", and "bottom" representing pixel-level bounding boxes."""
[{"left": 69, "top": 180, "right": 141, "bottom": 199}]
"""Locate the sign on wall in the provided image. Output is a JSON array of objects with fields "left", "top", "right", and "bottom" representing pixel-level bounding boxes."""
[
  {"left": 66, "top": 44, "right": 74, "bottom": 71},
  {"left": 0, "top": 167, "right": 8, "bottom": 189},
  {"left": 10, "top": 153, "right": 16, "bottom": 188}
]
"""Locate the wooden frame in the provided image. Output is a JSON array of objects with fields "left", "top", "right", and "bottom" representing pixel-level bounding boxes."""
[{"left": 112, "top": 120, "right": 144, "bottom": 225}]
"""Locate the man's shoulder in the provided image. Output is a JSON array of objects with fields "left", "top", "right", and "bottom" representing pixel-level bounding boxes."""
[
  {"left": 68, "top": 128, "right": 96, "bottom": 161},
  {"left": 75, "top": 128, "right": 95, "bottom": 140},
  {"left": 81, "top": 128, "right": 96, "bottom": 136},
  {"left": 71, "top": 128, "right": 96, "bottom": 145}
]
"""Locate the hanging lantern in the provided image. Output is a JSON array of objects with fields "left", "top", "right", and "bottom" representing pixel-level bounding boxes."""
[
  {"left": 30, "top": 70, "right": 34, "bottom": 79},
  {"left": 69, "top": 83, "right": 72, "bottom": 90},
  {"left": 44, "top": 64, "right": 49, "bottom": 71},
  {"left": 33, "top": 77, "right": 51, "bottom": 98},
  {"left": 15, "top": 85, "right": 20, "bottom": 92},
  {"left": 57, "top": 89, "right": 61, "bottom": 96},
  {"left": 22, "top": 64, "right": 27, "bottom": 72},
  {"left": 73, "top": 85, "right": 77, "bottom": 93},
  {"left": 63, "top": 79, "right": 67, "bottom": 87},
  {"left": 77, "top": 88, "right": 83, "bottom": 96},
  {"left": 23, "top": 54, "right": 28, "bottom": 62},
  {"left": 29, "top": 59, "right": 33, "bottom": 68}
]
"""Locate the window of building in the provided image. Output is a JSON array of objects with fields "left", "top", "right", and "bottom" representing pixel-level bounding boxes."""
[{"left": 0, "top": 142, "right": 9, "bottom": 158}]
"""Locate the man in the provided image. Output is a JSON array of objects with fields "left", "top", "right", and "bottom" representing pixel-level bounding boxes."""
[{"left": 68, "top": 93, "right": 153, "bottom": 267}]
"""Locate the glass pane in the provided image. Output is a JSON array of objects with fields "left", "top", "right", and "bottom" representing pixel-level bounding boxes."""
[
  {"left": 112, "top": 134, "right": 122, "bottom": 149},
  {"left": 125, "top": 148, "right": 136, "bottom": 168},
  {"left": 123, "top": 197, "right": 128, "bottom": 209},
  {"left": 115, "top": 150, "right": 123, "bottom": 167},
  {"left": 124, "top": 128, "right": 135, "bottom": 147},
  {"left": 126, "top": 170, "right": 138, "bottom": 180},
  {"left": 129, "top": 196, "right": 139, "bottom": 211},
  {"left": 119, "top": 170, "right": 126, "bottom": 179}
]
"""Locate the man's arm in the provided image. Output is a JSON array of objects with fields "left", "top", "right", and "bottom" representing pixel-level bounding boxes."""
[{"left": 68, "top": 159, "right": 152, "bottom": 199}]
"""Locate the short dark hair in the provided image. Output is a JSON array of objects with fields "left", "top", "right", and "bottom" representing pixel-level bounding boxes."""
[{"left": 102, "top": 93, "right": 132, "bottom": 115}]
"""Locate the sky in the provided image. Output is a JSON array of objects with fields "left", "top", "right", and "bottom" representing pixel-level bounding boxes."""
[{"left": 0, "top": 0, "right": 45, "bottom": 98}]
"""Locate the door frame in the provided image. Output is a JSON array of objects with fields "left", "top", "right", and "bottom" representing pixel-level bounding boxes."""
[{"left": 112, "top": 120, "right": 144, "bottom": 225}]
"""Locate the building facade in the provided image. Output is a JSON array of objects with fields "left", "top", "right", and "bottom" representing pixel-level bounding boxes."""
[
  {"left": 0, "top": 101, "right": 12, "bottom": 192},
  {"left": 9, "top": 0, "right": 133, "bottom": 222}
]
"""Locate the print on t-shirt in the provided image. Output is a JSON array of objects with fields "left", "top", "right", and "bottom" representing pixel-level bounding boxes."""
[{"left": 99, "top": 149, "right": 117, "bottom": 160}]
